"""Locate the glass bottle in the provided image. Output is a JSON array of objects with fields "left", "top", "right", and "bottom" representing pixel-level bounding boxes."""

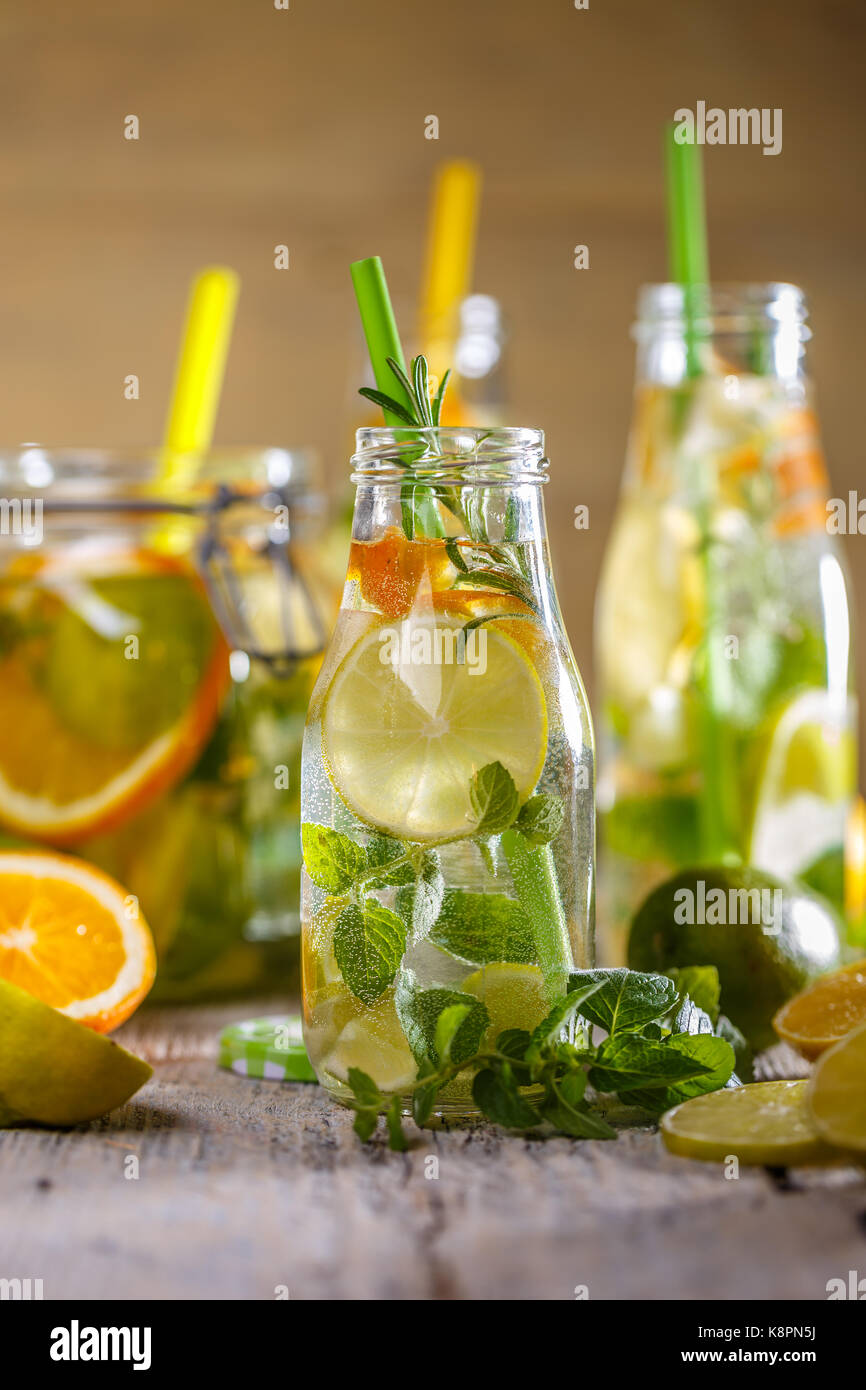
[
  {"left": 595, "top": 284, "right": 857, "bottom": 962},
  {"left": 301, "top": 426, "right": 594, "bottom": 1116},
  {"left": 0, "top": 445, "right": 333, "bottom": 999}
]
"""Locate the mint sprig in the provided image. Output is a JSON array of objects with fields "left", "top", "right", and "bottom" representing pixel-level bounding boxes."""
[{"left": 343, "top": 967, "right": 737, "bottom": 1149}]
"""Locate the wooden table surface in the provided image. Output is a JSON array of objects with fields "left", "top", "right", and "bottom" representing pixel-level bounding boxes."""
[{"left": 1, "top": 999, "right": 864, "bottom": 1302}]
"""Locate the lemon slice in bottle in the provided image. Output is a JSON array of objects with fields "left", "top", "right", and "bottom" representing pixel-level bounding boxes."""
[
  {"left": 321, "top": 615, "right": 547, "bottom": 841},
  {"left": 461, "top": 962, "right": 549, "bottom": 1047},
  {"left": 747, "top": 689, "right": 856, "bottom": 879}
]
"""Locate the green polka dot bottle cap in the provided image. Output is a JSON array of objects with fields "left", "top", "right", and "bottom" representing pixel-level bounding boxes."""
[{"left": 218, "top": 1015, "right": 316, "bottom": 1082}]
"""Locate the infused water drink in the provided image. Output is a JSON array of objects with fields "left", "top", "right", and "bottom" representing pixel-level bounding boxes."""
[
  {"left": 596, "top": 286, "right": 856, "bottom": 961},
  {"left": 301, "top": 426, "right": 594, "bottom": 1115},
  {"left": 0, "top": 447, "right": 331, "bottom": 998}
]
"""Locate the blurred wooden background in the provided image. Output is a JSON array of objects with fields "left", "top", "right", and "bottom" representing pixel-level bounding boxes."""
[{"left": 1, "top": 0, "right": 864, "bottom": 709}]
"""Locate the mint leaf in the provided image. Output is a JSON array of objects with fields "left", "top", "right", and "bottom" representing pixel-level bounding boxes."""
[
  {"left": 619, "top": 1034, "right": 735, "bottom": 1113},
  {"left": 472, "top": 1066, "right": 539, "bottom": 1129},
  {"left": 529, "top": 978, "right": 603, "bottom": 1052},
  {"left": 671, "top": 994, "right": 714, "bottom": 1037},
  {"left": 588, "top": 1034, "right": 715, "bottom": 1093},
  {"left": 395, "top": 852, "right": 444, "bottom": 939},
  {"left": 568, "top": 968, "right": 678, "bottom": 1036},
  {"left": 716, "top": 1014, "right": 753, "bottom": 1083},
  {"left": 347, "top": 1066, "right": 381, "bottom": 1107},
  {"left": 434, "top": 1004, "right": 472, "bottom": 1065},
  {"left": 385, "top": 1095, "right": 409, "bottom": 1151},
  {"left": 469, "top": 761, "right": 520, "bottom": 835},
  {"left": 412, "top": 1056, "right": 444, "bottom": 1126},
  {"left": 347, "top": 1067, "right": 383, "bottom": 1141},
  {"left": 365, "top": 835, "right": 414, "bottom": 888},
  {"left": 666, "top": 965, "right": 721, "bottom": 1024},
  {"left": 429, "top": 890, "right": 535, "bottom": 965},
  {"left": 514, "top": 794, "right": 565, "bottom": 846},
  {"left": 543, "top": 1075, "right": 617, "bottom": 1140},
  {"left": 302, "top": 824, "right": 365, "bottom": 894},
  {"left": 395, "top": 973, "right": 489, "bottom": 1066},
  {"left": 333, "top": 901, "right": 406, "bottom": 1005},
  {"left": 496, "top": 1028, "right": 533, "bottom": 1060}
]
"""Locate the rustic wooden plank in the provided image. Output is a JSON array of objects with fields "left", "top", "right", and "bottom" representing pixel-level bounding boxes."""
[{"left": 0, "top": 1004, "right": 863, "bottom": 1300}]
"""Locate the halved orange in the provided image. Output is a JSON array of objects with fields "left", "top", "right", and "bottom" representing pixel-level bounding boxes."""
[
  {"left": 773, "top": 960, "right": 866, "bottom": 1060},
  {"left": 0, "top": 849, "right": 156, "bottom": 1031},
  {"left": 0, "top": 556, "right": 229, "bottom": 844}
]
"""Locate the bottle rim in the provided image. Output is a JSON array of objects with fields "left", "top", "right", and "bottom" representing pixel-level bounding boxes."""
[
  {"left": 352, "top": 426, "right": 548, "bottom": 485},
  {"left": 633, "top": 282, "right": 811, "bottom": 341},
  {"left": 0, "top": 445, "right": 323, "bottom": 507}
]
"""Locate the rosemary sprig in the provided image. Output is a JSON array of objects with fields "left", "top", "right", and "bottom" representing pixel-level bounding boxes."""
[
  {"left": 359, "top": 355, "right": 451, "bottom": 429},
  {"left": 357, "top": 354, "right": 536, "bottom": 613}
]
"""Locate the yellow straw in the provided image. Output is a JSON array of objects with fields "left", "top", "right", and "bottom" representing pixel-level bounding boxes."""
[
  {"left": 419, "top": 160, "right": 482, "bottom": 379},
  {"left": 149, "top": 266, "right": 240, "bottom": 552}
]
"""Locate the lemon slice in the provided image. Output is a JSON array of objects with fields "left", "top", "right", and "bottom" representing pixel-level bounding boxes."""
[
  {"left": 321, "top": 615, "right": 547, "bottom": 841},
  {"left": 808, "top": 1021, "right": 866, "bottom": 1152},
  {"left": 661, "top": 1080, "right": 834, "bottom": 1165},
  {"left": 748, "top": 690, "right": 855, "bottom": 878},
  {"left": 320, "top": 995, "right": 417, "bottom": 1093},
  {"left": 461, "top": 962, "right": 549, "bottom": 1045}
]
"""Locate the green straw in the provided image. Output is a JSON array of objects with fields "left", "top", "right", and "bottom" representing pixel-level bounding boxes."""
[
  {"left": 351, "top": 254, "right": 444, "bottom": 539},
  {"left": 664, "top": 124, "right": 738, "bottom": 862},
  {"left": 350, "top": 256, "right": 413, "bottom": 425},
  {"left": 664, "top": 124, "right": 708, "bottom": 378}
]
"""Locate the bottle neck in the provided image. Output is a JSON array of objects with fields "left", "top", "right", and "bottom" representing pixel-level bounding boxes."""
[{"left": 632, "top": 282, "right": 810, "bottom": 389}]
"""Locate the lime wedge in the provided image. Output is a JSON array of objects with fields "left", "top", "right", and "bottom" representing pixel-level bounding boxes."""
[
  {"left": 0, "top": 978, "right": 152, "bottom": 1127},
  {"left": 661, "top": 1080, "right": 836, "bottom": 1165},
  {"left": 321, "top": 616, "right": 547, "bottom": 840}
]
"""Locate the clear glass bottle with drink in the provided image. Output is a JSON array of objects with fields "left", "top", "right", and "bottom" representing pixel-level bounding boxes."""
[
  {"left": 595, "top": 284, "right": 857, "bottom": 961},
  {"left": 301, "top": 425, "right": 595, "bottom": 1114},
  {"left": 0, "top": 445, "right": 333, "bottom": 998}
]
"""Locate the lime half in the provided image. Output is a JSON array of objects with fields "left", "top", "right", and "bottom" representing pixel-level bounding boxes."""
[
  {"left": 661, "top": 1080, "right": 834, "bottom": 1166},
  {"left": 321, "top": 616, "right": 547, "bottom": 841}
]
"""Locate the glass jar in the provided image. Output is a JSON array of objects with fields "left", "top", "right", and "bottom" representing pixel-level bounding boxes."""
[
  {"left": 301, "top": 426, "right": 594, "bottom": 1116},
  {"left": 0, "top": 445, "right": 334, "bottom": 999},
  {"left": 595, "top": 284, "right": 857, "bottom": 962}
]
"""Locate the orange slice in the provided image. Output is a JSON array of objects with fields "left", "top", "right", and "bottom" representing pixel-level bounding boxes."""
[
  {"left": 773, "top": 960, "right": 866, "bottom": 1059},
  {"left": 0, "top": 560, "right": 229, "bottom": 843},
  {"left": 0, "top": 849, "right": 156, "bottom": 1031}
]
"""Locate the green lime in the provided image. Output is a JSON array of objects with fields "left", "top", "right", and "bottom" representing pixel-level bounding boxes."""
[
  {"left": 0, "top": 978, "right": 152, "bottom": 1127},
  {"left": 44, "top": 572, "right": 218, "bottom": 752},
  {"left": 628, "top": 865, "right": 843, "bottom": 1050}
]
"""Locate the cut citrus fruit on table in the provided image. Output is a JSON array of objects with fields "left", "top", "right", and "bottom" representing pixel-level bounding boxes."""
[
  {"left": 0, "top": 850, "right": 156, "bottom": 1032},
  {"left": 661, "top": 1080, "right": 836, "bottom": 1166},
  {"left": 462, "top": 962, "right": 549, "bottom": 1046},
  {"left": 773, "top": 960, "right": 866, "bottom": 1059},
  {"left": 321, "top": 614, "right": 547, "bottom": 840},
  {"left": 808, "top": 1021, "right": 866, "bottom": 1153},
  {"left": 0, "top": 564, "right": 229, "bottom": 842},
  {"left": 747, "top": 689, "right": 856, "bottom": 879},
  {"left": 0, "top": 977, "right": 152, "bottom": 1127}
]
